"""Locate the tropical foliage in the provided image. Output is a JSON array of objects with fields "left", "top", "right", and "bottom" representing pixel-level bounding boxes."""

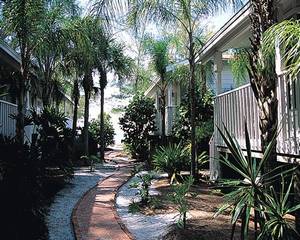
[
  {"left": 89, "top": 114, "right": 115, "bottom": 148},
  {"left": 172, "top": 89, "right": 214, "bottom": 152},
  {"left": 125, "top": 0, "right": 243, "bottom": 177},
  {"left": 143, "top": 36, "right": 171, "bottom": 142},
  {"left": 229, "top": 49, "right": 249, "bottom": 87},
  {"left": 216, "top": 123, "right": 299, "bottom": 240},
  {"left": 263, "top": 20, "right": 300, "bottom": 78},
  {"left": 153, "top": 143, "right": 190, "bottom": 183},
  {"left": 119, "top": 95, "right": 157, "bottom": 160},
  {"left": 169, "top": 176, "right": 194, "bottom": 229}
]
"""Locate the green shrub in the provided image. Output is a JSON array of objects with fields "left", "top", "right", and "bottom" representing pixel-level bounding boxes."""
[
  {"left": 119, "top": 94, "right": 156, "bottom": 161},
  {"left": 31, "top": 107, "right": 73, "bottom": 177},
  {"left": 130, "top": 172, "right": 155, "bottom": 206},
  {"left": 88, "top": 113, "right": 115, "bottom": 148},
  {"left": 169, "top": 176, "right": 194, "bottom": 229},
  {"left": 171, "top": 90, "right": 213, "bottom": 152},
  {"left": 137, "top": 172, "right": 154, "bottom": 205},
  {"left": 153, "top": 143, "right": 190, "bottom": 183},
  {"left": 0, "top": 136, "right": 47, "bottom": 239}
]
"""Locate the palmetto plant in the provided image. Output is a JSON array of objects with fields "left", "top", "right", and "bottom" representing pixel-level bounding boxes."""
[
  {"left": 216, "top": 123, "right": 297, "bottom": 240},
  {"left": 153, "top": 142, "right": 190, "bottom": 184},
  {"left": 258, "top": 177, "right": 300, "bottom": 240},
  {"left": 169, "top": 175, "right": 194, "bottom": 229}
]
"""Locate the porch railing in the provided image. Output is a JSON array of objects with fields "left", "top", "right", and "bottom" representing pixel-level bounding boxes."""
[
  {"left": 0, "top": 100, "right": 17, "bottom": 137},
  {"left": 166, "top": 106, "right": 176, "bottom": 135},
  {"left": 214, "top": 84, "right": 261, "bottom": 151},
  {"left": 214, "top": 76, "right": 300, "bottom": 158}
]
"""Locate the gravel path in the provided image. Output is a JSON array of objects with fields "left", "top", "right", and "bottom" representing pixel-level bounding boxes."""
[
  {"left": 46, "top": 164, "right": 116, "bottom": 240},
  {"left": 116, "top": 173, "right": 177, "bottom": 240}
]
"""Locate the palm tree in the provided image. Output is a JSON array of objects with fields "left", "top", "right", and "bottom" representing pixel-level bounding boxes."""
[
  {"left": 124, "top": 0, "right": 242, "bottom": 178},
  {"left": 247, "top": 0, "right": 278, "bottom": 176},
  {"left": 82, "top": 69, "right": 94, "bottom": 156},
  {"left": 262, "top": 18, "right": 300, "bottom": 234},
  {"left": 34, "top": 0, "right": 79, "bottom": 107},
  {"left": 96, "top": 40, "right": 132, "bottom": 160},
  {"left": 1, "top": 0, "right": 45, "bottom": 144},
  {"left": 143, "top": 37, "right": 170, "bottom": 143},
  {"left": 61, "top": 16, "right": 96, "bottom": 157}
]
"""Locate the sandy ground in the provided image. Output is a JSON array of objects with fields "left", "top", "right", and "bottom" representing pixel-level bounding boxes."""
[{"left": 116, "top": 173, "right": 178, "bottom": 240}]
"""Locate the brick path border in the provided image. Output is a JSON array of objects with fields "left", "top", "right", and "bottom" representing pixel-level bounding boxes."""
[{"left": 72, "top": 163, "right": 134, "bottom": 240}]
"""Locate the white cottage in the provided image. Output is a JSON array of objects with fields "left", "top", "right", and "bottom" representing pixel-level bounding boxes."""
[
  {"left": 201, "top": 1, "right": 300, "bottom": 180},
  {"left": 145, "top": 57, "right": 236, "bottom": 137},
  {"left": 0, "top": 40, "right": 73, "bottom": 141}
]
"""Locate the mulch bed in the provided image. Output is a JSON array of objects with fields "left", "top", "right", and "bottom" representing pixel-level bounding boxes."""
[{"left": 140, "top": 177, "right": 255, "bottom": 240}]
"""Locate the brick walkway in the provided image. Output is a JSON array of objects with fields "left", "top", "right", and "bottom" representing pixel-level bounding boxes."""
[{"left": 72, "top": 160, "right": 134, "bottom": 240}]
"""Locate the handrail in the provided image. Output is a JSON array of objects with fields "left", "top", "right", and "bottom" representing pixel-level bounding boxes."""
[
  {"left": 0, "top": 99, "right": 18, "bottom": 107},
  {"left": 215, "top": 83, "right": 251, "bottom": 98}
]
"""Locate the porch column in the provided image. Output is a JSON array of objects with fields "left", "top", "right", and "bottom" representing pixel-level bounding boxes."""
[
  {"left": 155, "top": 90, "right": 162, "bottom": 135},
  {"left": 167, "top": 83, "right": 173, "bottom": 106},
  {"left": 214, "top": 51, "right": 223, "bottom": 95},
  {"left": 176, "top": 82, "right": 181, "bottom": 106}
]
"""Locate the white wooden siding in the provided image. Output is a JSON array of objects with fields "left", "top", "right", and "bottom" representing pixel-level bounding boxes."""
[
  {"left": 0, "top": 100, "right": 34, "bottom": 142},
  {"left": 213, "top": 76, "right": 300, "bottom": 159},
  {"left": 0, "top": 100, "right": 17, "bottom": 137}
]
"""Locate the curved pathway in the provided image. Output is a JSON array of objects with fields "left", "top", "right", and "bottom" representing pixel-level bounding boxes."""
[
  {"left": 72, "top": 156, "right": 135, "bottom": 240},
  {"left": 47, "top": 165, "right": 115, "bottom": 240}
]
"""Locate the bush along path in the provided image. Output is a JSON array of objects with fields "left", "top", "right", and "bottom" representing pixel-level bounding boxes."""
[{"left": 72, "top": 150, "right": 135, "bottom": 240}]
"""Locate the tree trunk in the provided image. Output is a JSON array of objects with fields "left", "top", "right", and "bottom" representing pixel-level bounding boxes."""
[
  {"left": 200, "top": 64, "right": 207, "bottom": 96},
  {"left": 100, "top": 87, "right": 105, "bottom": 161},
  {"left": 248, "top": 0, "right": 278, "bottom": 175},
  {"left": 71, "top": 79, "right": 80, "bottom": 160},
  {"left": 160, "top": 90, "right": 166, "bottom": 145},
  {"left": 189, "top": 33, "right": 197, "bottom": 179},
  {"left": 99, "top": 67, "right": 107, "bottom": 161},
  {"left": 16, "top": 77, "right": 25, "bottom": 145},
  {"left": 83, "top": 92, "right": 90, "bottom": 157},
  {"left": 295, "top": 166, "right": 300, "bottom": 233}
]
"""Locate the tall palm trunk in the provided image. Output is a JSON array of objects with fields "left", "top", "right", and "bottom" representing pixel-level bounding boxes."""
[
  {"left": 248, "top": 0, "right": 278, "bottom": 175},
  {"left": 71, "top": 79, "right": 80, "bottom": 159},
  {"left": 83, "top": 91, "right": 90, "bottom": 156},
  {"left": 99, "top": 66, "right": 107, "bottom": 161},
  {"left": 160, "top": 80, "right": 166, "bottom": 144},
  {"left": 16, "top": 63, "right": 28, "bottom": 145},
  {"left": 295, "top": 167, "right": 300, "bottom": 233},
  {"left": 16, "top": 79, "right": 25, "bottom": 145},
  {"left": 160, "top": 91, "right": 166, "bottom": 144},
  {"left": 189, "top": 32, "right": 197, "bottom": 178},
  {"left": 82, "top": 71, "right": 93, "bottom": 157},
  {"left": 100, "top": 85, "right": 105, "bottom": 161},
  {"left": 200, "top": 64, "right": 207, "bottom": 96}
]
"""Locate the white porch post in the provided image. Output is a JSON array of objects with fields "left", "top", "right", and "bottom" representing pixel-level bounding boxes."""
[
  {"left": 176, "top": 82, "right": 181, "bottom": 106},
  {"left": 166, "top": 83, "right": 174, "bottom": 135},
  {"left": 167, "top": 83, "right": 173, "bottom": 106},
  {"left": 210, "top": 51, "right": 223, "bottom": 181},
  {"left": 214, "top": 51, "right": 223, "bottom": 95},
  {"left": 155, "top": 89, "right": 162, "bottom": 135}
]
